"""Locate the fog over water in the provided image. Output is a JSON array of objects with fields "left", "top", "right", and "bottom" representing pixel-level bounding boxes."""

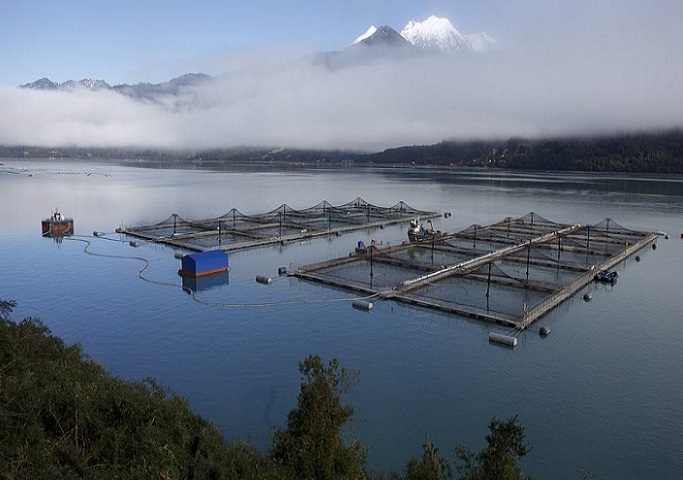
[{"left": 1, "top": 0, "right": 682, "bottom": 151}]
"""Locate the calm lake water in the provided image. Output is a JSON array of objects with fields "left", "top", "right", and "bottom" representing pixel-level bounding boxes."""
[{"left": 1, "top": 158, "right": 682, "bottom": 479}]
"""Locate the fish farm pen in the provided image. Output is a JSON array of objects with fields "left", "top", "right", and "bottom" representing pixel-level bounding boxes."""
[
  {"left": 118, "top": 198, "right": 439, "bottom": 252},
  {"left": 293, "top": 213, "right": 659, "bottom": 330}
]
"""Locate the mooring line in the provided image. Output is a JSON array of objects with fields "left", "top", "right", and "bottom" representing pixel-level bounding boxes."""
[
  {"left": 66, "top": 235, "right": 380, "bottom": 310},
  {"left": 67, "top": 235, "right": 179, "bottom": 289},
  {"left": 184, "top": 289, "right": 381, "bottom": 309}
]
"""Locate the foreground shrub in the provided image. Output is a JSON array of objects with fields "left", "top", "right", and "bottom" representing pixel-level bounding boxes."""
[{"left": 0, "top": 316, "right": 236, "bottom": 478}]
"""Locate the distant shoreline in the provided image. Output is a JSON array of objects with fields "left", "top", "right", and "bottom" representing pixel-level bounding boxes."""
[{"left": 2, "top": 129, "right": 683, "bottom": 174}]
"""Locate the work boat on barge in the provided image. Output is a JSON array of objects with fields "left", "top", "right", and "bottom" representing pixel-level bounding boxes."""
[
  {"left": 407, "top": 218, "right": 439, "bottom": 242},
  {"left": 41, "top": 208, "right": 74, "bottom": 237}
]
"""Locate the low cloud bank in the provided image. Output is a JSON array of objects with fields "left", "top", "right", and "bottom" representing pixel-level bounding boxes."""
[{"left": 2, "top": 2, "right": 682, "bottom": 152}]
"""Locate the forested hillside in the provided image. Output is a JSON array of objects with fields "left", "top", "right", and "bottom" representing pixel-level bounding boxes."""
[
  {"left": 3, "top": 130, "right": 682, "bottom": 174},
  {"left": 368, "top": 130, "right": 683, "bottom": 173}
]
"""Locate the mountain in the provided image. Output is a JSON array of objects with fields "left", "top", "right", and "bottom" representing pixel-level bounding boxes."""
[
  {"left": 61, "top": 79, "right": 112, "bottom": 91},
  {"left": 353, "top": 25, "right": 415, "bottom": 50},
  {"left": 20, "top": 15, "right": 497, "bottom": 97},
  {"left": 21, "top": 77, "right": 58, "bottom": 90},
  {"left": 315, "top": 25, "right": 417, "bottom": 69},
  {"left": 400, "top": 16, "right": 472, "bottom": 53},
  {"left": 352, "top": 25, "right": 377, "bottom": 45},
  {"left": 21, "top": 77, "right": 111, "bottom": 91},
  {"left": 20, "top": 73, "right": 211, "bottom": 101},
  {"left": 348, "top": 16, "right": 496, "bottom": 55},
  {"left": 112, "top": 73, "right": 212, "bottom": 101}
]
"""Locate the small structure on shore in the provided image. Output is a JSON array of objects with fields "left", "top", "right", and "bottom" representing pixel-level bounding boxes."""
[{"left": 41, "top": 208, "right": 74, "bottom": 237}]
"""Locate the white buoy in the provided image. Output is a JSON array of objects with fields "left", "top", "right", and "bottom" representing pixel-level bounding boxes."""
[
  {"left": 488, "top": 332, "right": 517, "bottom": 347},
  {"left": 174, "top": 252, "right": 185, "bottom": 259},
  {"left": 129, "top": 240, "right": 140, "bottom": 247},
  {"left": 352, "top": 300, "right": 373, "bottom": 311}
]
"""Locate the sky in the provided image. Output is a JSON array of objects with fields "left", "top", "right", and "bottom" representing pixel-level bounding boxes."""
[
  {"left": 1, "top": 0, "right": 682, "bottom": 151},
  {"left": 1, "top": 0, "right": 498, "bottom": 85}
]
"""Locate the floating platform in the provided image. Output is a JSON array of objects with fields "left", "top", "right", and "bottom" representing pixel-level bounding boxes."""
[
  {"left": 292, "top": 213, "right": 658, "bottom": 329},
  {"left": 118, "top": 198, "right": 439, "bottom": 252}
]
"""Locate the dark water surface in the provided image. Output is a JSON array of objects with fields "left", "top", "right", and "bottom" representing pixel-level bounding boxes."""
[{"left": 1, "top": 159, "right": 682, "bottom": 479}]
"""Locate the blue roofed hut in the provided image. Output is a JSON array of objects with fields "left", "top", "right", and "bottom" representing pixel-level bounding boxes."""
[{"left": 180, "top": 250, "right": 229, "bottom": 278}]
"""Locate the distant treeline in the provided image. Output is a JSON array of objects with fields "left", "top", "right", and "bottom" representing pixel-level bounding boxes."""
[
  {"left": 369, "top": 130, "right": 683, "bottom": 173},
  {"left": 3, "top": 129, "right": 683, "bottom": 173}
]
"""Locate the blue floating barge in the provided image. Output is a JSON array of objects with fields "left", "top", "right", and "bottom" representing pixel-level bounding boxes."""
[{"left": 180, "top": 250, "right": 229, "bottom": 278}]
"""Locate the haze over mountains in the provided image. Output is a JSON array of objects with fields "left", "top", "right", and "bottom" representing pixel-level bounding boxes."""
[
  {"left": 20, "top": 16, "right": 494, "bottom": 101},
  {"left": 21, "top": 73, "right": 213, "bottom": 102},
  {"left": 5, "top": 9, "right": 683, "bottom": 153},
  {"left": 20, "top": 74, "right": 211, "bottom": 93}
]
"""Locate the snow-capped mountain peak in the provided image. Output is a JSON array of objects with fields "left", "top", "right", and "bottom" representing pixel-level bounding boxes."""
[
  {"left": 61, "top": 78, "right": 111, "bottom": 91},
  {"left": 400, "top": 15, "right": 472, "bottom": 53},
  {"left": 21, "top": 77, "right": 58, "bottom": 90},
  {"left": 21, "top": 78, "right": 112, "bottom": 91},
  {"left": 352, "top": 25, "right": 377, "bottom": 45},
  {"left": 347, "top": 25, "right": 415, "bottom": 52}
]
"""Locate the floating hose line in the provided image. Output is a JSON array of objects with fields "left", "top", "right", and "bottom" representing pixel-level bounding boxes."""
[
  {"left": 66, "top": 235, "right": 178, "bottom": 289},
  {"left": 66, "top": 234, "right": 382, "bottom": 310},
  {"left": 183, "top": 289, "right": 381, "bottom": 309}
]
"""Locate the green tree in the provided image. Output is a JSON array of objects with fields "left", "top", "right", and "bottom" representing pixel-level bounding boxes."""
[
  {"left": 0, "top": 299, "right": 16, "bottom": 319},
  {"left": 580, "top": 469, "right": 598, "bottom": 480},
  {"left": 405, "top": 439, "right": 452, "bottom": 480},
  {"left": 0, "top": 305, "right": 267, "bottom": 479},
  {"left": 271, "top": 354, "right": 367, "bottom": 480},
  {"left": 455, "top": 415, "right": 531, "bottom": 480}
]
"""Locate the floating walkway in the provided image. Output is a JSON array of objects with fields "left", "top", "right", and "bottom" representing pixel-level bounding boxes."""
[
  {"left": 293, "top": 213, "right": 659, "bottom": 329},
  {"left": 118, "top": 198, "right": 439, "bottom": 252}
]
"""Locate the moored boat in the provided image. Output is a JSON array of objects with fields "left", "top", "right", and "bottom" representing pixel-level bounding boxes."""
[
  {"left": 595, "top": 269, "right": 618, "bottom": 284},
  {"left": 407, "top": 218, "right": 439, "bottom": 242},
  {"left": 41, "top": 208, "right": 74, "bottom": 237}
]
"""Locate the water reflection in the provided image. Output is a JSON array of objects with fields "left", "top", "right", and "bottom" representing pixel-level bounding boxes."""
[{"left": 181, "top": 271, "right": 230, "bottom": 293}]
